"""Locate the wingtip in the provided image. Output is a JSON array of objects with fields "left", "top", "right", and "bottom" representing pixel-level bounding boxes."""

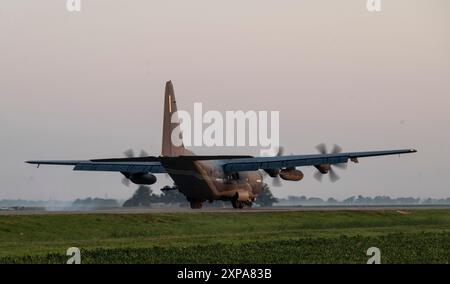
[{"left": 410, "top": 149, "right": 418, "bottom": 153}]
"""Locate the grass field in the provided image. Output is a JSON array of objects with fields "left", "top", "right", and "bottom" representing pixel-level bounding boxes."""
[{"left": 0, "top": 209, "right": 449, "bottom": 264}]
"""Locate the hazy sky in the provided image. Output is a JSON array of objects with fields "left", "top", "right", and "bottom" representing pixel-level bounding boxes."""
[{"left": 1, "top": 0, "right": 449, "bottom": 200}]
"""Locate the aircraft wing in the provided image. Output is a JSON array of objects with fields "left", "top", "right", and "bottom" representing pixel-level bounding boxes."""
[
  {"left": 26, "top": 155, "right": 253, "bottom": 173},
  {"left": 27, "top": 149, "right": 417, "bottom": 174},
  {"left": 221, "top": 149, "right": 417, "bottom": 172},
  {"left": 26, "top": 159, "right": 167, "bottom": 173}
]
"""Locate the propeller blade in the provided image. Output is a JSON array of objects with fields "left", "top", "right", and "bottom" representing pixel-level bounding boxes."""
[
  {"left": 262, "top": 169, "right": 282, "bottom": 187},
  {"left": 334, "top": 163, "right": 348, "bottom": 169},
  {"left": 316, "top": 143, "right": 327, "bottom": 155},
  {"left": 124, "top": 149, "right": 135, "bottom": 158},
  {"left": 272, "top": 176, "right": 282, "bottom": 187},
  {"left": 139, "top": 149, "right": 149, "bottom": 157},
  {"left": 261, "top": 146, "right": 286, "bottom": 186},
  {"left": 329, "top": 168, "right": 340, "bottom": 182},
  {"left": 121, "top": 177, "right": 130, "bottom": 187},
  {"left": 331, "top": 144, "right": 343, "bottom": 154},
  {"left": 277, "top": 146, "right": 284, "bottom": 157},
  {"left": 314, "top": 171, "right": 323, "bottom": 182},
  {"left": 313, "top": 144, "right": 346, "bottom": 182}
]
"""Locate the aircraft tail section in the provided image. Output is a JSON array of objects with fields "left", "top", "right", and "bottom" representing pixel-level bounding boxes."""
[{"left": 161, "top": 81, "right": 189, "bottom": 156}]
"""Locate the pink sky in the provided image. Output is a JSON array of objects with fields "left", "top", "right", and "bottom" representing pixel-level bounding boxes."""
[{"left": 0, "top": 0, "right": 449, "bottom": 200}]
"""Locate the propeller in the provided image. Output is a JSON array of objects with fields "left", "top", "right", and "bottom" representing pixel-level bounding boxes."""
[
  {"left": 262, "top": 146, "right": 284, "bottom": 187},
  {"left": 121, "top": 149, "right": 150, "bottom": 187},
  {"left": 272, "top": 174, "right": 282, "bottom": 187},
  {"left": 314, "top": 143, "right": 347, "bottom": 183},
  {"left": 123, "top": 149, "right": 135, "bottom": 158},
  {"left": 121, "top": 176, "right": 131, "bottom": 187},
  {"left": 316, "top": 143, "right": 342, "bottom": 155}
]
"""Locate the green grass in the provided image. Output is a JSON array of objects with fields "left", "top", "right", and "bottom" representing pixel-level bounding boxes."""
[{"left": 0, "top": 209, "right": 449, "bottom": 263}]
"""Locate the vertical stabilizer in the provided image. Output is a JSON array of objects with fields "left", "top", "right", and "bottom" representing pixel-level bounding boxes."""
[{"left": 161, "top": 81, "right": 187, "bottom": 156}]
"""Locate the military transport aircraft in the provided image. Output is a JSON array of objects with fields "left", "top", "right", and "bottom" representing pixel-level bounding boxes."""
[{"left": 27, "top": 81, "right": 417, "bottom": 209}]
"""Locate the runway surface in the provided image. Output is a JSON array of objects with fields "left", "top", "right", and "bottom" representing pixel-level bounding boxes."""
[{"left": 1, "top": 205, "right": 450, "bottom": 215}]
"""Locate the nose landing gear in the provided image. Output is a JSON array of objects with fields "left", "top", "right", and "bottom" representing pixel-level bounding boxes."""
[{"left": 188, "top": 200, "right": 203, "bottom": 209}]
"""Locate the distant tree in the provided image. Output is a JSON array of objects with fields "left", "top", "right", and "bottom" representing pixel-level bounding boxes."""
[
  {"left": 355, "top": 195, "right": 373, "bottom": 205},
  {"left": 298, "top": 196, "right": 308, "bottom": 202},
  {"left": 286, "top": 196, "right": 308, "bottom": 204},
  {"left": 123, "top": 186, "right": 159, "bottom": 207},
  {"left": 343, "top": 196, "right": 355, "bottom": 205},
  {"left": 421, "top": 198, "right": 449, "bottom": 205},
  {"left": 307, "top": 197, "right": 325, "bottom": 205},
  {"left": 159, "top": 186, "right": 187, "bottom": 204},
  {"left": 396, "top": 197, "right": 420, "bottom": 204},
  {"left": 373, "top": 196, "right": 392, "bottom": 204},
  {"left": 72, "top": 198, "right": 119, "bottom": 209},
  {"left": 327, "top": 197, "right": 338, "bottom": 205},
  {"left": 255, "top": 183, "right": 278, "bottom": 207}
]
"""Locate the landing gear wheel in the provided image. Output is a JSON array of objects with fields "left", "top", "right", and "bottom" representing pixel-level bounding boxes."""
[
  {"left": 232, "top": 200, "right": 252, "bottom": 209},
  {"left": 189, "top": 200, "right": 203, "bottom": 209},
  {"left": 231, "top": 200, "right": 243, "bottom": 209}
]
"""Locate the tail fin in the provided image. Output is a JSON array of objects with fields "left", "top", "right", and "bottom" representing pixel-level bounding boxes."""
[{"left": 161, "top": 81, "right": 187, "bottom": 156}]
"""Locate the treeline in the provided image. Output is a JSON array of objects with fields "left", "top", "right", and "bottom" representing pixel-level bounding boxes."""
[
  {"left": 123, "top": 185, "right": 186, "bottom": 207},
  {"left": 122, "top": 184, "right": 278, "bottom": 208},
  {"left": 72, "top": 197, "right": 120, "bottom": 209},
  {"left": 277, "top": 195, "right": 450, "bottom": 206},
  {"left": 0, "top": 199, "right": 72, "bottom": 208},
  {"left": 0, "top": 184, "right": 277, "bottom": 209},
  {"left": 3, "top": 193, "right": 450, "bottom": 209}
]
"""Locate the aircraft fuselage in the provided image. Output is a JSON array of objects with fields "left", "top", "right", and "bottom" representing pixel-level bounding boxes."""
[{"left": 161, "top": 154, "right": 263, "bottom": 208}]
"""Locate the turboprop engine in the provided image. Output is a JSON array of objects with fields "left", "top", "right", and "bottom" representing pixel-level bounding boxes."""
[
  {"left": 129, "top": 173, "right": 157, "bottom": 185},
  {"left": 122, "top": 173, "right": 157, "bottom": 186},
  {"left": 120, "top": 149, "right": 158, "bottom": 186},
  {"left": 279, "top": 168, "right": 304, "bottom": 181}
]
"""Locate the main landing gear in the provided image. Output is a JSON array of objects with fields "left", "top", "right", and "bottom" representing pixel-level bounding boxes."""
[
  {"left": 231, "top": 200, "right": 253, "bottom": 209},
  {"left": 188, "top": 198, "right": 252, "bottom": 209}
]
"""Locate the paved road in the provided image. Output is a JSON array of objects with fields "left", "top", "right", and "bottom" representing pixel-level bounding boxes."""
[{"left": 1, "top": 205, "right": 450, "bottom": 215}]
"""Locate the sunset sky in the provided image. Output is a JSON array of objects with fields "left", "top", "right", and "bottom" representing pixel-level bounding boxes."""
[{"left": 1, "top": 0, "right": 449, "bottom": 200}]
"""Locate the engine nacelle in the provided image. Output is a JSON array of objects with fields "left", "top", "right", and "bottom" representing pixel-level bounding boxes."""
[
  {"left": 234, "top": 191, "right": 251, "bottom": 202},
  {"left": 129, "top": 173, "right": 157, "bottom": 185},
  {"left": 279, "top": 168, "right": 304, "bottom": 181},
  {"left": 315, "top": 164, "right": 331, "bottom": 174}
]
